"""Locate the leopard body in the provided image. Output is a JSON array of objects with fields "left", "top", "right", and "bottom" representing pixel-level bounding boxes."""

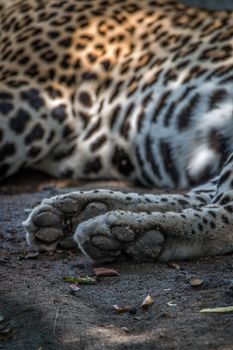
[{"left": 1, "top": 0, "right": 233, "bottom": 262}]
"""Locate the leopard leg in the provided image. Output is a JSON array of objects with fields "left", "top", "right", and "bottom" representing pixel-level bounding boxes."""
[
  {"left": 74, "top": 202, "right": 233, "bottom": 263},
  {"left": 23, "top": 181, "right": 215, "bottom": 251},
  {"left": 74, "top": 156, "right": 233, "bottom": 263}
]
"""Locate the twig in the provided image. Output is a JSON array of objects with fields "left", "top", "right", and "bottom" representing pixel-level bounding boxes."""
[{"left": 53, "top": 306, "right": 62, "bottom": 344}]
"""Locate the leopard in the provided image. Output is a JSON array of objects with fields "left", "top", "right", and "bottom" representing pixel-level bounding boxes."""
[{"left": 1, "top": 0, "right": 233, "bottom": 263}]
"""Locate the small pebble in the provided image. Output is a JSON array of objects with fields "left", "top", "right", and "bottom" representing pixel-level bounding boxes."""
[
  {"left": 128, "top": 307, "right": 137, "bottom": 315},
  {"left": 122, "top": 327, "right": 130, "bottom": 333}
]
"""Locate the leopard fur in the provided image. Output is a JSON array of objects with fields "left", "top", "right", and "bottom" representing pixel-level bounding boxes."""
[{"left": 1, "top": 0, "right": 233, "bottom": 262}]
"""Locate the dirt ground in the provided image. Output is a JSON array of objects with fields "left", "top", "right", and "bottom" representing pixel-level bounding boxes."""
[{"left": 0, "top": 170, "right": 233, "bottom": 350}]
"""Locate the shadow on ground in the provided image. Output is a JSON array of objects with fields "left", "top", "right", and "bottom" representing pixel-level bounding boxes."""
[{"left": 1, "top": 170, "right": 233, "bottom": 350}]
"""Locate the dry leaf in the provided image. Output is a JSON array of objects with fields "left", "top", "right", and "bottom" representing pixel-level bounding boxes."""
[
  {"left": 63, "top": 276, "right": 96, "bottom": 284},
  {"left": 141, "top": 295, "right": 154, "bottom": 310},
  {"left": 167, "top": 301, "right": 177, "bottom": 307},
  {"left": 19, "top": 252, "right": 39, "bottom": 260},
  {"left": 112, "top": 305, "right": 130, "bottom": 314},
  {"left": 190, "top": 278, "right": 204, "bottom": 287},
  {"left": 93, "top": 267, "right": 120, "bottom": 277},
  {"left": 167, "top": 262, "right": 180, "bottom": 270},
  {"left": 69, "top": 284, "right": 81, "bottom": 292},
  {"left": 200, "top": 306, "right": 233, "bottom": 313}
]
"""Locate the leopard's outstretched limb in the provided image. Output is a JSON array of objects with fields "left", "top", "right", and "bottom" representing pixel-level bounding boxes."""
[
  {"left": 23, "top": 180, "right": 216, "bottom": 251},
  {"left": 74, "top": 155, "right": 233, "bottom": 263}
]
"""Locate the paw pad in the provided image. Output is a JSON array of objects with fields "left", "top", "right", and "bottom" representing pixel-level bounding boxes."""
[
  {"left": 125, "top": 230, "right": 164, "bottom": 261},
  {"left": 55, "top": 198, "right": 79, "bottom": 214},
  {"left": 32, "top": 212, "right": 61, "bottom": 227},
  {"left": 111, "top": 226, "right": 135, "bottom": 242},
  {"left": 91, "top": 234, "right": 121, "bottom": 251},
  {"left": 35, "top": 228, "right": 63, "bottom": 243}
]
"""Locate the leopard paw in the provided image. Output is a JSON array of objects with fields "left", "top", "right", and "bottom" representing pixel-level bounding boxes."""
[
  {"left": 23, "top": 193, "right": 109, "bottom": 251},
  {"left": 75, "top": 211, "right": 165, "bottom": 263}
]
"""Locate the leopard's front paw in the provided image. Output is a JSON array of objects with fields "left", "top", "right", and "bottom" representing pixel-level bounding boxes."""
[
  {"left": 23, "top": 203, "right": 74, "bottom": 251},
  {"left": 75, "top": 211, "right": 165, "bottom": 263},
  {"left": 23, "top": 194, "right": 108, "bottom": 252}
]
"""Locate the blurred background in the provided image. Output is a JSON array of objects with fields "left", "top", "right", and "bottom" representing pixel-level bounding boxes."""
[{"left": 179, "top": 0, "right": 233, "bottom": 10}]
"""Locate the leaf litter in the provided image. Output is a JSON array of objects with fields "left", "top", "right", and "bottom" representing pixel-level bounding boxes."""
[
  {"left": 141, "top": 295, "right": 154, "bottom": 310},
  {"left": 112, "top": 295, "right": 154, "bottom": 315},
  {"left": 112, "top": 305, "right": 131, "bottom": 314},
  {"left": 189, "top": 278, "right": 204, "bottom": 287},
  {"left": 200, "top": 306, "right": 233, "bottom": 314},
  {"left": 93, "top": 267, "right": 120, "bottom": 277},
  {"left": 63, "top": 276, "right": 97, "bottom": 285}
]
